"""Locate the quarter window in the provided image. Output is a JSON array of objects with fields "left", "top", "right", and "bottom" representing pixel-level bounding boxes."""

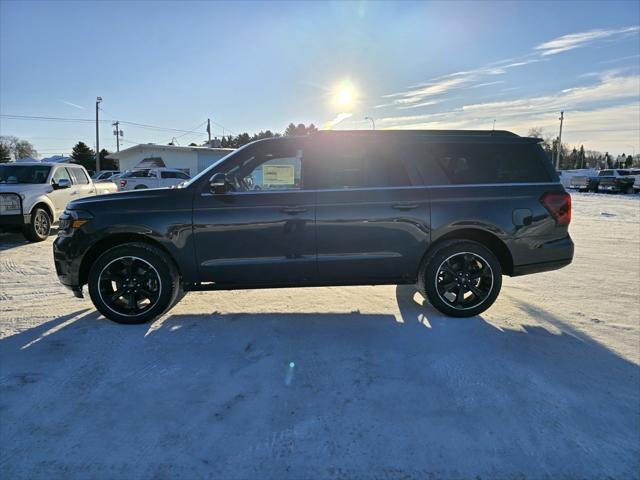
[{"left": 415, "top": 143, "right": 551, "bottom": 185}]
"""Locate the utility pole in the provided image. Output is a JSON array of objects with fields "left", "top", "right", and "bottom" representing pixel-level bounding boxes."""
[
  {"left": 555, "top": 111, "right": 564, "bottom": 170},
  {"left": 112, "top": 121, "right": 123, "bottom": 152},
  {"left": 96, "top": 96, "right": 102, "bottom": 171}
]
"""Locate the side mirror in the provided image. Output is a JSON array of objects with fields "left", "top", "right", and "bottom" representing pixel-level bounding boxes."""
[
  {"left": 53, "top": 178, "right": 71, "bottom": 189},
  {"left": 209, "top": 173, "right": 230, "bottom": 194}
]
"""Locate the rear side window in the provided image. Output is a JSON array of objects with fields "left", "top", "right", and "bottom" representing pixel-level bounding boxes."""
[
  {"left": 68, "top": 168, "right": 90, "bottom": 185},
  {"left": 414, "top": 143, "right": 552, "bottom": 185},
  {"left": 161, "top": 171, "right": 178, "bottom": 179},
  {"left": 309, "top": 138, "right": 412, "bottom": 189}
]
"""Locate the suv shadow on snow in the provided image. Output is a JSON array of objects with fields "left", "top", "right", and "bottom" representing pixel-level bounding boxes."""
[{"left": 0, "top": 289, "right": 638, "bottom": 479}]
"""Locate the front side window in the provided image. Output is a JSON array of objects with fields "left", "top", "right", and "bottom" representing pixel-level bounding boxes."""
[
  {"left": 52, "top": 167, "right": 71, "bottom": 184},
  {"left": 161, "top": 171, "right": 178, "bottom": 179},
  {"left": 222, "top": 143, "right": 303, "bottom": 192}
]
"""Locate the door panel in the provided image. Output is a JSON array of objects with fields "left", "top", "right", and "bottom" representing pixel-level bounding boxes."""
[
  {"left": 193, "top": 190, "right": 316, "bottom": 285},
  {"left": 315, "top": 187, "right": 430, "bottom": 282},
  {"left": 48, "top": 167, "right": 75, "bottom": 216}
]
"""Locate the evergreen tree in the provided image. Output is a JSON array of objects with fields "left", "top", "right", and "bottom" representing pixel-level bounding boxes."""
[
  {"left": 71, "top": 141, "right": 95, "bottom": 171},
  {"left": 625, "top": 155, "right": 633, "bottom": 168},
  {"left": 99, "top": 149, "right": 118, "bottom": 171},
  {"left": 578, "top": 145, "right": 585, "bottom": 169}
]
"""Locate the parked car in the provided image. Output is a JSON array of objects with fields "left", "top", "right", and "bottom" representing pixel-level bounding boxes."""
[
  {"left": 557, "top": 169, "right": 597, "bottom": 189},
  {"left": 597, "top": 169, "right": 636, "bottom": 194},
  {"left": 53, "top": 130, "right": 574, "bottom": 324},
  {"left": 1, "top": 162, "right": 118, "bottom": 242},
  {"left": 118, "top": 168, "right": 190, "bottom": 191},
  {"left": 629, "top": 169, "right": 640, "bottom": 193},
  {"left": 92, "top": 170, "right": 120, "bottom": 182}
]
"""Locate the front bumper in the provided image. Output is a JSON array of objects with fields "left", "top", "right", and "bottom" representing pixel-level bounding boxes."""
[
  {"left": 0, "top": 213, "right": 30, "bottom": 231},
  {"left": 53, "top": 233, "right": 90, "bottom": 297}
]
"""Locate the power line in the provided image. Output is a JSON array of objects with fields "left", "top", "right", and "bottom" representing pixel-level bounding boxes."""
[{"left": 0, "top": 113, "right": 236, "bottom": 136}]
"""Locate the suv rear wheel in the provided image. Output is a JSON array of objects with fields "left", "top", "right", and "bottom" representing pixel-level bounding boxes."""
[
  {"left": 88, "top": 243, "right": 181, "bottom": 324},
  {"left": 23, "top": 207, "right": 51, "bottom": 242},
  {"left": 418, "top": 240, "right": 502, "bottom": 317}
]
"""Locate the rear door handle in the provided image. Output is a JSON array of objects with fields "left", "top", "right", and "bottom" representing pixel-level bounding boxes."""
[
  {"left": 392, "top": 202, "right": 419, "bottom": 210},
  {"left": 281, "top": 206, "right": 308, "bottom": 214}
]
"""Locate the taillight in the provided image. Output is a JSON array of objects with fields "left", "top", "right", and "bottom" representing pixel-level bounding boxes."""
[
  {"left": 120, "top": 179, "right": 127, "bottom": 188},
  {"left": 541, "top": 191, "right": 571, "bottom": 226}
]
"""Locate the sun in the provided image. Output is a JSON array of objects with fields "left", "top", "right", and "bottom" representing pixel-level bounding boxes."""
[
  {"left": 337, "top": 87, "right": 354, "bottom": 107},
  {"left": 333, "top": 81, "right": 357, "bottom": 108}
]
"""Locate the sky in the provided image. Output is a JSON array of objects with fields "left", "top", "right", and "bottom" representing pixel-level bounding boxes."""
[{"left": 0, "top": 0, "right": 639, "bottom": 157}]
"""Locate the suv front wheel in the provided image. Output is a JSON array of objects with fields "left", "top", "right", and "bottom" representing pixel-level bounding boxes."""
[
  {"left": 23, "top": 207, "right": 51, "bottom": 242},
  {"left": 88, "top": 243, "right": 181, "bottom": 324},
  {"left": 419, "top": 240, "right": 502, "bottom": 317}
]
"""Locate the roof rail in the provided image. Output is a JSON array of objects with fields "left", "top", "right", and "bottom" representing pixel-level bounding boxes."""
[{"left": 316, "top": 129, "right": 520, "bottom": 138}]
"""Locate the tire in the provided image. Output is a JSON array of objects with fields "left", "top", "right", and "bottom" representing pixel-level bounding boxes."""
[
  {"left": 418, "top": 240, "right": 502, "bottom": 318},
  {"left": 23, "top": 207, "right": 51, "bottom": 242},
  {"left": 88, "top": 242, "right": 181, "bottom": 324},
  {"left": 134, "top": 184, "right": 148, "bottom": 190}
]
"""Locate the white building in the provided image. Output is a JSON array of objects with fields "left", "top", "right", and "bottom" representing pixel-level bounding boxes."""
[{"left": 107, "top": 144, "right": 234, "bottom": 177}]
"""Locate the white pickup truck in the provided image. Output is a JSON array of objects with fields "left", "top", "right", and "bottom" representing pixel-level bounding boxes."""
[
  {"left": 117, "top": 168, "right": 190, "bottom": 191},
  {"left": 0, "top": 162, "right": 118, "bottom": 242}
]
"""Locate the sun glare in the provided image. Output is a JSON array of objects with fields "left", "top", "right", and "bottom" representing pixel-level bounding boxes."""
[{"left": 333, "top": 81, "right": 356, "bottom": 108}]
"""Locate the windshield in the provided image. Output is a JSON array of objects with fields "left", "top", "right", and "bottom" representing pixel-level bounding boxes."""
[
  {"left": 0, "top": 165, "right": 51, "bottom": 184},
  {"left": 182, "top": 146, "right": 245, "bottom": 188},
  {"left": 598, "top": 170, "right": 613, "bottom": 176}
]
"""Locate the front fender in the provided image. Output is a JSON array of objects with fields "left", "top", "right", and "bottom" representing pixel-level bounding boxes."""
[{"left": 23, "top": 193, "right": 56, "bottom": 219}]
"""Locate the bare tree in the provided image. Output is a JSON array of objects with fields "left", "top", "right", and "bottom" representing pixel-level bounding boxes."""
[{"left": 0, "top": 135, "right": 38, "bottom": 160}]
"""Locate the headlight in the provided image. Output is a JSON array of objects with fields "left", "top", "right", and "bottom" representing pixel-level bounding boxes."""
[
  {"left": 58, "top": 209, "right": 93, "bottom": 235},
  {"left": 0, "top": 193, "right": 21, "bottom": 215}
]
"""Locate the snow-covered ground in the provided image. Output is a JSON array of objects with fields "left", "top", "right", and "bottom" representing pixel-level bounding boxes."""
[{"left": 1, "top": 193, "right": 639, "bottom": 479}]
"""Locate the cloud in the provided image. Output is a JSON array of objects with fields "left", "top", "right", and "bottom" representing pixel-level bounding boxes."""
[
  {"left": 534, "top": 26, "right": 640, "bottom": 56},
  {"left": 378, "top": 26, "right": 638, "bottom": 112},
  {"left": 324, "top": 112, "right": 352, "bottom": 129},
  {"left": 60, "top": 100, "right": 85, "bottom": 110},
  {"left": 376, "top": 73, "right": 640, "bottom": 153}
]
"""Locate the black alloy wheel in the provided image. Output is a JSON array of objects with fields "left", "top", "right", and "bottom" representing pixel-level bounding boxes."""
[
  {"left": 98, "top": 256, "right": 162, "bottom": 317},
  {"left": 419, "top": 240, "right": 502, "bottom": 317},
  {"left": 435, "top": 252, "right": 493, "bottom": 310},
  {"left": 88, "top": 243, "right": 181, "bottom": 324}
]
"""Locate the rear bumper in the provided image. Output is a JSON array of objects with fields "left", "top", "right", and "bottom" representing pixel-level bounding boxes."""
[
  {"left": 512, "top": 258, "right": 573, "bottom": 276},
  {"left": 511, "top": 235, "right": 574, "bottom": 276},
  {"left": 0, "top": 213, "right": 30, "bottom": 231}
]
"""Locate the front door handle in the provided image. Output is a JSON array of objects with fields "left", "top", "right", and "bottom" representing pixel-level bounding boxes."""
[
  {"left": 281, "top": 206, "right": 308, "bottom": 214},
  {"left": 392, "top": 202, "right": 419, "bottom": 210}
]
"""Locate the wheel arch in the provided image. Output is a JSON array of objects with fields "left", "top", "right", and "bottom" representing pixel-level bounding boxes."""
[
  {"left": 31, "top": 201, "right": 54, "bottom": 221},
  {"left": 422, "top": 228, "right": 514, "bottom": 276},
  {"left": 79, "top": 233, "right": 182, "bottom": 286}
]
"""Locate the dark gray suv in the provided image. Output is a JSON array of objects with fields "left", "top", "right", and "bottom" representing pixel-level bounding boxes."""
[{"left": 54, "top": 130, "right": 573, "bottom": 324}]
